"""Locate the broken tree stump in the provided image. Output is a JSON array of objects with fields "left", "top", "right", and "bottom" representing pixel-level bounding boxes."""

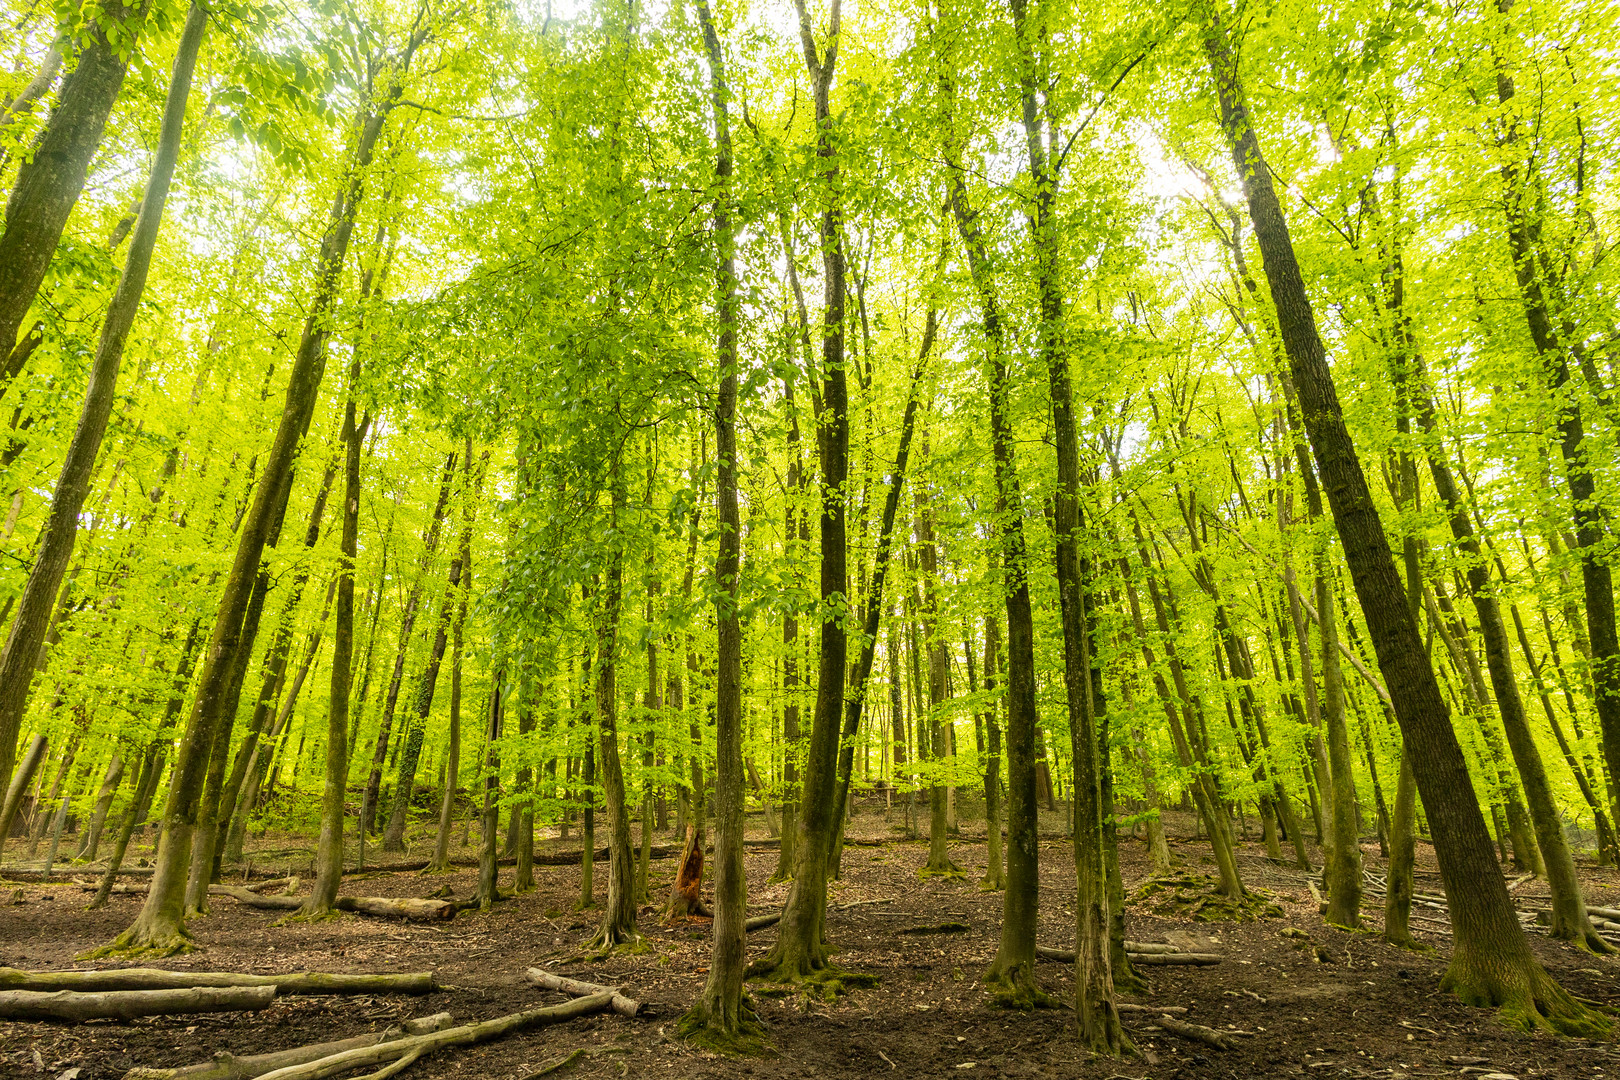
[
  {"left": 525, "top": 968, "right": 641, "bottom": 1017},
  {"left": 662, "top": 823, "right": 708, "bottom": 920},
  {"left": 0, "top": 985, "right": 276, "bottom": 1023},
  {"left": 0, "top": 967, "right": 436, "bottom": 995},
  {"left": 122, "top": 1014, "right": 454, "bottom": 1080},
  {"left": 242, "top": 993, "right": 615, "bottom": 1080}
]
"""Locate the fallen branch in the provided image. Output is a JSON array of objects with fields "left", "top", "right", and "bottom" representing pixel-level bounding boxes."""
[
  {"left": 525, "top": 968, "right": 641, "bottom": 1017},
  {"left": 1150, "top": 1014, "right": 1234, "bottom": 1050},
  {"left": 123, "top": 1014, "right": 453, "bottom": 1080},
  {"left": 209, "top": 886, "right": 453, "bottom": 922},
  {"left": 0, "top": 985, "right": 276, "bottom": 1023},
  {"left": 246, "top": 992, "right": 614, "bottom": 1080},
  {"left": 0, "top": 967, "right": 435, "bottom": 996},
  {"left": 1116, "top": 1003, "right": 1187, "bottom": 1014},
  {"left": 744, "top": 896, "right": 894, "bottom": 933}
]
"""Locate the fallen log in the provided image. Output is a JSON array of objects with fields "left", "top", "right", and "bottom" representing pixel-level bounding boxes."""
[
  {"left": 1116, "top": 1003, "right": 1187, "bottom": 1015},
  {"left": 1589, "top": 905, "right": 1620, "bottom": 921},
  {"left": 247, "top": 992, "right": 614, "bottom": 1080},
  {"left": 1150, "top": 1014, "right": 1234, "bottom": 1050},
  {"left": 1035, "top": 946, "right": 1220, "bottom": 966},
  {"left": 122, "top": 1013, "right": 454, "bottom": 1080},
  {"left": 6, "top": 866, "right": 158, "bottom": 882},
  {"left": 0, "top": 967, "right": 436, "bottom": 996},
  {"left": 76, "top": 880, "right": 146, "bottom": 895},
  {"left": 525, "top": 968, "right": 641, "bottom": 1018},
  {"left": 209, "top": 886, "right": 454, "bottom": 922},
  {"left": 0, "top": 985, "right": 276, "bottom": 1023},
  {"left": 349, "top": 846, "right": 681, "bottom": 876},
  {"left": 1128, "top": 953, "right": 1223, "bottom": 966}
]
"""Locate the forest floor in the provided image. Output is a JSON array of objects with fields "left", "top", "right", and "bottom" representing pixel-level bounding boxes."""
[{"left": 3, "top": 803, "right": 1619, "bottom": 1079}]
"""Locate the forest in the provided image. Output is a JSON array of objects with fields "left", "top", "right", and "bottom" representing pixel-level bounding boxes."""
[{"left": 0, "top": 0, "right": 1618, "bottom": 1075}]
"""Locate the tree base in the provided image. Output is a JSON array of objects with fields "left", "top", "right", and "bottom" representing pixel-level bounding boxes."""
[
  {"left": 746, "top": 961, "right": 877, "bottom": 1003},
  {"left": 583, "top": 924, "right": 646, "bottom": 960},
  {"left": 1442, "top": 958, "right": 1611, "bottom": 1038},
  {"left": 982, "top": 958, "right": 1055, "bottom": 1010},
  {"left": 920, "top": 861, "right": 964, "bottom": 880},
  {"left": 277, "top": 904, "right": 341, "bottom": 925},
  {"left": 678, "top": 993, "right": 771, "bottom": 1055},
  {"left": 79, "top": 923, "right": 196, "bottom": 962}
]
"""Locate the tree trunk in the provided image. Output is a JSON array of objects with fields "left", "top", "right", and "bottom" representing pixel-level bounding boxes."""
[
  {"left": 0, "top": 5, "right": 200, "bottom": 790},
  {"left": 95, "top": 38, "right": 419, "bottom": 956},
  {"left": 681, "top": 30, "right": 752, "bottom": 1035},
  {"left": 587, "top": 472, "right": 636, "bottom": 951},
  {"left": 0, "top": 5, "right": 132, "bottom": 396},
  {"left": 1200, "top": 1, "right": 1601, "bottom": 1032},
  {"left": 747, "top": 0, "right": 849, "bottom": 991},
  {"left": 941, "top": 72, "right": 1042, "bottom": 1007},
  {"left": 364, "top": 452, "right": 457, "bottom": 836}
]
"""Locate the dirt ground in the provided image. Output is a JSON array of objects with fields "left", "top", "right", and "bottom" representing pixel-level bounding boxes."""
[{"left": 3, "top": 801, "right": 1618, "bottom": 1080}]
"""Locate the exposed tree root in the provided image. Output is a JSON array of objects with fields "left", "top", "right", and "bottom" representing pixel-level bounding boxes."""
[
  {"left": 79, "top": 922, "right": 196, "bottom": 962},
  {"left": 1133, "top": 874, "right": 1282, "bottom": 922},
  {"left": 746, "top": 961, "right": 877, "bottom": 1003}
]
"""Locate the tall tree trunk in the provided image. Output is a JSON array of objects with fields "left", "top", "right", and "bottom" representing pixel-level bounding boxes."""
[
  {"left": 431, "top": 446, "right": 477, "bottom": 874},
  {"left": 1199, "top": 1, "right": 1601, "bottom": 1032},
  {"left": 94, "top": 37, "right": 420, "bottom": 955},
  {"left": 363, "top": 452, "right": 457, "bottom": 836},
  {"left": 0, "top": 5, "right": 134, "bottom": 381},
  {"left": 0, "top": 5, "right": 202, "bottom": 788},
  {"left": 748, "top": 0, "right": 849, "bottom": 990},
  {"left": 587, "top": 472, "right": 636, "bottom": 950},
  {"left": 681, "top": 9, "right": 757, "bottom": 1041},
  {"left": 915, "top": 434, "right": 959, "bottom": 877},
  {"left": 941, "top": 70, "right": 1043, "bottom": 1008}
]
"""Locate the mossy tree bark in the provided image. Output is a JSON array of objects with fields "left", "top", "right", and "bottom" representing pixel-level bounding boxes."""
[{"left": 1201, "top": 1, "right": 1604, "bottom": 1033}]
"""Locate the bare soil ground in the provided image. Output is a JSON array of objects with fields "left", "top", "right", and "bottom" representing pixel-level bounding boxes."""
[{"left": 3, "top": 801, "right": 1618, "bottom": 1079}]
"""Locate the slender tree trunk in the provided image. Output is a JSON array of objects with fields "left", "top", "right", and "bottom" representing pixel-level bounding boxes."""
[
  {"left": 588, "top": 473, "right": 636, "bottom": 950},
  {"left": 748, "top": 0, "right": 849, "bottom": 989},
  {"left": 364, "top": 453, "right": 456, "bottom": 836},
  {"left": 0, "top": 5, "right": 202, "bottom": 788},
  {"left": 941, "top": 74, "right": 1043, "bottom": 1007},
  {"left": 681, "top": 12, "right": 756, "bottom": 1039}
]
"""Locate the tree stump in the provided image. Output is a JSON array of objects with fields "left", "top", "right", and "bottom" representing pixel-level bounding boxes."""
[{"left": 662, "top": 823, "right": 709, "bottom": 920}]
